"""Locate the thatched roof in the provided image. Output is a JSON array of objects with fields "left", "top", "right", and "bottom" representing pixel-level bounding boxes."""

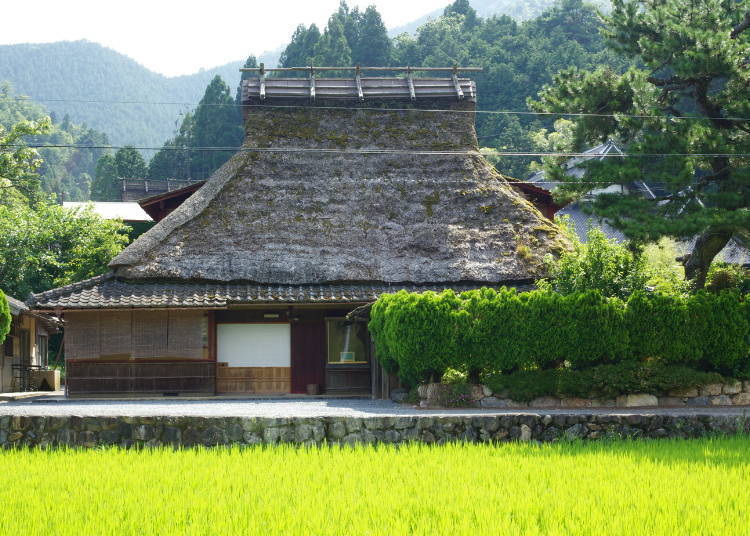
[{"left": 109, "top": 84, "right": 567, "bottom": 286}]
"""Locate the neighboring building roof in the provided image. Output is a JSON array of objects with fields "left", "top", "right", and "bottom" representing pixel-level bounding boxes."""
[
  {"left": 556, "top": 201, "right": 627, "bottom": 243},
  {"left": 63, "top": 202, "right": 153, "bottom": 222},
  {"left": 107, "top": 78, "right": 567, "bottom": 286},
  {"left": 5, "top": 295, "right": 28, "bottom": 316},
  {"left": 138, "top": 181, "right": 206, "bottom": 222},
  {"left": 120, "top": 178, "right": 205, "bottom": 202},
  {"left": 529, "top": 140, "right": 750, "bottom": 265},
  {"left": 30, "top": 273, "right": 529, "bottom": 310}
]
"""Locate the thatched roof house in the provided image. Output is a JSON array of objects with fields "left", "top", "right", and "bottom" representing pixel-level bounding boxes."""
[{"left": 32, "top": 67, "right": 567, "bottom": 398}]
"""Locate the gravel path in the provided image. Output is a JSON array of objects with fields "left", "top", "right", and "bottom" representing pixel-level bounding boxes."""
[{"left": 1, "top": 398, "right": 749, "bottom": 418}]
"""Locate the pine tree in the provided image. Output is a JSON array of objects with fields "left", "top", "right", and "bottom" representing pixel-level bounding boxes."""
[
  {"left": 530, "top": 0, "right": 750, "bottom": 288},
  {"left": 114, "top": 146, "right": 147, "bottom": 179},
  {"left": 355, "top": 6, "right": 392, "bottom": 66},
  {"left": 236, "top": 55, "right": 258, "bottom": 104},
  {"left": 90, "top": 153, "right": 119, "bottom": 201},
  {"left": 444, "top": 0, "right": 480, "bottom": 29},
  {"left": 315, "top": 15, "right": 352, "bottom": 67},
  {"left": 148, "top": 112, "right": 194, "bottom": 180},
  {"left": 279, "top": 24, "right": 320, "bottom": 70},
  {"left": 190, "top": 76, "right": 243, "bottom": 178}
]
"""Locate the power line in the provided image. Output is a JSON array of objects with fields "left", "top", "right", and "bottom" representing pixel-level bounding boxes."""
[
  {"left": 12, "top": 96, "right": 750, "bottom": 123},
  {"left": 6, "top": 142, "right": 750, "bottom": 158}
]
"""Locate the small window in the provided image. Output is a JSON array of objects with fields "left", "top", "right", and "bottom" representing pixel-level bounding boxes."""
[
  {"left": 326, "top": 319, "right": 368, "bottom": 364},
  {"left": 3, "top": 335, "right": 13, "bottom": 358},
  {"left": 37, "top": 334, "right": 49, "bottom": 368}
]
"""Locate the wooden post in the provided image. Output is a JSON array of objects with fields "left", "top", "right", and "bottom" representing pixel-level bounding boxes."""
[
  {"left": 451, "top": 64, "right": 464, "bottom": 100},
  {"left": 309, "top": 65, "right": 316, "bottom": 101},
  {"left": 355, "top": 65, "right": 364, "bottom": 101},
  {"left": 406, "top": 66, "right": 416, "bottom": 102},
  {"left": 259, "top": 62, "right": 266, "bottom": 101}
]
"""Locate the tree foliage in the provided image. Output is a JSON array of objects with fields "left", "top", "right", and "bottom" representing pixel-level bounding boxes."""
[
  {"left": 0, "top": 83, "right": 110, "bottom": 201},
  {"left": 90, "top": 153, "right": 118, "bottom": 201},
  {"left": 0, "top": 202, "right": 130, "bottom": 297},
  {"left": 148, "top": 76, "right": 242, "bottom": 180},
  {"left": 0, "top": 290, "right": 10, "bottom": 346},
  {"left": 113, "top": 146, "right": 146, "bottom": 179},
  {"left": 540, "top": 224, "right": 649, "bottom": 299},
  {"left": 530, "top": 0, "right": 750, "bottom": 288}
]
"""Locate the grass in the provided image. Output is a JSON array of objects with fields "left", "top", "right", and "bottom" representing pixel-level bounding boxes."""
[{"left": 1, "top": 438, "right": 749, "bottom": 535}]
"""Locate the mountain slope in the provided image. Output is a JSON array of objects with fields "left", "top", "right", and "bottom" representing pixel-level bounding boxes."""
[
  {"left": 0, "top": 41, "right": 245, "bottom": 148},
  {"left": 389, "top": 0, "right": 609, "bottom": 35}
]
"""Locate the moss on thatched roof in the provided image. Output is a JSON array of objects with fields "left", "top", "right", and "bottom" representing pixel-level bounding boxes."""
[{"left": 110, "top": 98, "right": 568, "bottom": 284}]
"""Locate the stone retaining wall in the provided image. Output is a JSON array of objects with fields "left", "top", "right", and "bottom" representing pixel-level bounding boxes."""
[
  {"left": 1, "top": 414, "right": 749, "bottom": 448},
  {"left": 417, "top": 381, "right": 750, "bottom": 409}
]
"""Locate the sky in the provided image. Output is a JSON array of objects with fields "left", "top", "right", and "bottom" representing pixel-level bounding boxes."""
[{"left": 1, "top": 0, "right": 448, "bottom": 77}]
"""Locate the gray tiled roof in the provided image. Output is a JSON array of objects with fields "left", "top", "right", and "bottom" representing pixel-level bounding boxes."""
[
  {"left": 5, "top": 295, "right": 29, "bottom": 315},
  {"left": 30, "top": 273, "right": 529, "bottom": 310}
]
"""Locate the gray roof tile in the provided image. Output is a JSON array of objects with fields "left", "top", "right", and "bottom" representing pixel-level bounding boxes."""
[{"left": 30, "top": 273, "right": 530, "bottom": 310}]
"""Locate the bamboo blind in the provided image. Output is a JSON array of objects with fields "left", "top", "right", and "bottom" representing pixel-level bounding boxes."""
[
  {"left": 65, "top": 310, "right": 207, "bottom": 360},
  {"left": 132, "top": 310, "right": 169, "bottom": 358},
  {"left": 64, "top": 312, "right": 100, "bottom": 359}
]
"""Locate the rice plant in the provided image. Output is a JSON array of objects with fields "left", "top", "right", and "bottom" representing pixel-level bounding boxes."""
[{"left": 0, "top": 439, "right": 748, "bottom": 535}]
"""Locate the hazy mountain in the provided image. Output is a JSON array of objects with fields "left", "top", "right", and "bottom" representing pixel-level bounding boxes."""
[
  {"left": 0, "top": 40, "right": 247, "bottom": 148},
  {"left": 389, "top": 0, "right": 609, "bottom": 36}
]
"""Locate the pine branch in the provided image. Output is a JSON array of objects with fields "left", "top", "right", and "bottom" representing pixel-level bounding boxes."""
[{"left": 731, "top": 12, "right": 750, "bottom": 39}]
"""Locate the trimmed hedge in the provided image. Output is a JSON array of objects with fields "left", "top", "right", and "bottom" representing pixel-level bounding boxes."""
[{"left": 369, "top": 288, "right": 750, "bottom": 384}]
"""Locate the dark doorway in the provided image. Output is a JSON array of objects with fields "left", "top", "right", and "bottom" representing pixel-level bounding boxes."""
[{"left": 290, "top": 321, "right": 326, "bottom": 394}]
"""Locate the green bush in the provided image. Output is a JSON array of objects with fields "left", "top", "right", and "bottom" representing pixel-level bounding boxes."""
[
  {"left": 483, "top": 363, "right": 725, "bottom": 402},
  {"left": 564, "top": 291, "right": 629, "bottom": 369},
  {"left": 462, "top": 287, "right": 526, "bottom": 373},
  {"left": 688, "top": 291, "right": 748, "bottom": 375},
  {"left": 368, "top": 290, "right": 468, "bottom": 384},
  {"left": 541, "top": 225, "right": 649, "bottom": 300},
  {"left": 626, "top": 291, "right": 699, "bottom": 364},
  {"left": 0, "top": 290, "right": 10, "bottom": 345},
  {"left": 369, "top": 286, "right": 749, "bottom": 386}
]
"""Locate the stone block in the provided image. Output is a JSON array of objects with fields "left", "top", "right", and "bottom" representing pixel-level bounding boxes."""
[
  {"left": 616, "top": 394, "right": 658, "bottom": 408},
  {"left": 710, "top": 395, "right": 732, "bottom": 406},
  {"left": 480, "top": 397, "right": 509, "bottom": 408},
  {"left": 700, "top": 384, "right": 723, "bottom": 396},
  {"left": 723, "top": 381, "right": 743, "bottom": 395},
  {"left": 686, "top": 396, "right": 710, "bottom": 407},
  {"left": 468, "top": 384, "right": 485, "bottom": 402},
  {"left": 668, "top": 387, "right": 699, "bottom": 398},
  {"left": 529, "top": 397, "right": 560, "bottom": 408},
  {"left": 560, "top": 398, "right": 593, "bottom": 409},
  {"left": 519, "top": 424, "right": 532, "bottom": 442},
  {"left": 731, "top": 393, "right": 750, "bottom": 406},
  {"left": 481, "top": 385, "right": 493, "bottom": 398},
  {"left": 743, "top": 381, "right": 750, "bottom": 393},
  {"left": 328, "top": 421, "right": 347, "bottom": 439},
  {"left": 658, "top": 397, "right": 685, "bottom": 407},
  {"left": 563, "top": 423, "right": 586, "bottom": 440}
]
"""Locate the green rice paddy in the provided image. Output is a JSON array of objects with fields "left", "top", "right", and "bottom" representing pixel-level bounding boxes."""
[{"left": 1, "top": 438, "right": 749, "bottom": 535}]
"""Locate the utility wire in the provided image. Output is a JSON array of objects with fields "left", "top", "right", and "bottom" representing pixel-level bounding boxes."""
[
  {"left": 6, "top": 142, "right": 750, "bottom": 159},
  {"left": 5, "top": 142, "right": 750, "bottom": 159},
  {"left": 12, "top": 96, "right": 750, "bottom": 123}
]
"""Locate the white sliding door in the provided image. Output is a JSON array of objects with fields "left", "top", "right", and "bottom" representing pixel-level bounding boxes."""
[{"left": 217, "top": 324, "right": 291, "bottom": 367}]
